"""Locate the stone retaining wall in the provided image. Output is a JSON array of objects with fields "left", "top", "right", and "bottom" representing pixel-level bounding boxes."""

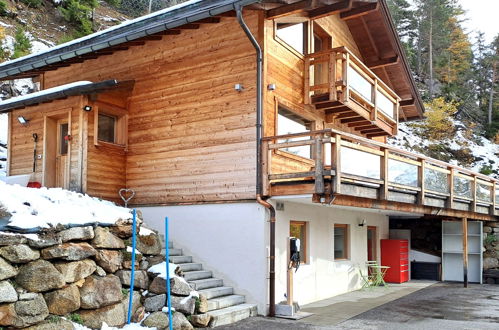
[
  {"left": 483, "top": 221, "right": 499, "bottom": 282},
  {"left": 0, "top": 220, "right": 208, "bottom": 329}
]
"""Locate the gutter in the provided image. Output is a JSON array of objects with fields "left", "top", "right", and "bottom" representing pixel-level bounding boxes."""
[{"left": 235, "top": 5, "right": 276, "bottom": 317}]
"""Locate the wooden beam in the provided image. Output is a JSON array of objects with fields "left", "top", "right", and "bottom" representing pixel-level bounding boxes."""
[
  {"left": 308, "top": 0, "right": 353, "bottom": 19},
  {"left": 399, "top": 99, "right": 415, "bottom": 107},
  {"left": 347, "top": 120, "right": 371, "bottom": 127},
  {"left": 215, "top": 10, "right": 236, "bottom": 17},
  {"left": 462, "top": 217, "right": 468, "bottom": 288},
  {"left": 340, "top": 2, "right": 378, "bottom": 20},
  {"left": 341, "top": 116, "right": 368, "bottom": 124},
  {"left": 266, "top": 0, "right": 312, "bottom": 19},
  {"left": 367, "top": 56, "right": 399, "bottom": 69},
  {"left": 366, "top": 131, "right": 390, "bottom": 138}
]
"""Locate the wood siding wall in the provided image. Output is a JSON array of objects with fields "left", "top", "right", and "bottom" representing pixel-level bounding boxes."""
[{"left": 41, "top": 12, "right": 260, "bottom": 205}]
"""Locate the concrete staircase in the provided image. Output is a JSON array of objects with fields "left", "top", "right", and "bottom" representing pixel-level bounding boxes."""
[{"left": 167, "top": 241, "right": 257, "bottom": 327}]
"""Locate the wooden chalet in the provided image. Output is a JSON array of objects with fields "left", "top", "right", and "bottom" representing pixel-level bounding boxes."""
[{"left": 1, "top": 0, "right": 497, "bottom": 318}]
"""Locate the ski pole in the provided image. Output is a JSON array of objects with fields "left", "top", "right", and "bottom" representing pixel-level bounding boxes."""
[
  {"left": 165, "top": 216, "right": 173, "bottom": 330},
  {"left": 127, "top": 208, "right": 137, "bottom": 324}
]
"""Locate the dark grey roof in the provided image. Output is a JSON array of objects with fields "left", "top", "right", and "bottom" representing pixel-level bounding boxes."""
[
  {"left": 0, "top": 80, "right": 120, "bottom": 112},
  {"left": 0, "top": 0, "right": 258, "bottom": 80}
]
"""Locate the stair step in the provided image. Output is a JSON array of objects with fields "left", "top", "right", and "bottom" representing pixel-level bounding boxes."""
[
  {"left": 189, "top": 278, "right": 223, "bottom": 290},
  {"left": 207, "top": 295, "right": 245, "bottom": 311},
  {"left": 168, "top": 248, "right": 182, "bottom": 256},
  {"left": 208, "top": 304, "right": 258, "bottom": 328},
  {"left": 177, "top": 263, "right": 202, "bottom": 272},
  {"left": 169, "top": 255, "right": 192, "bottom": 264},
  {"left": 198, "top": 286, "right": 234, "bottom": 299},
  {"left": 184, "top": 270, "right": 212, "bottom": 281}
]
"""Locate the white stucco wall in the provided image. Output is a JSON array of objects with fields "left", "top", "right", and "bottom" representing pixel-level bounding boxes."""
[
  {"left": 272, "top": 201, "right": 389, "bottom": 306},
  {"left": 139, "top": 203, "right": 269, "bottom": 314}
]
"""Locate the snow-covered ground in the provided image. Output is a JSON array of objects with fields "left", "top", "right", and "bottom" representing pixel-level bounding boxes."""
[
  {"left": 389, "top": 120, "right": 498, "bottom": 178},
  {"left": 0, "top": 180, "right": 132, "bottom": 231}
]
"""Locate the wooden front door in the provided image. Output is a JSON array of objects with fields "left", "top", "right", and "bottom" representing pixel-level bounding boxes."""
[
  {"left": 43, "top": 110, "right": 71, "bottom": 188},
  {"left": 367, "top": 226, "right": 377, "bottom": 262}
]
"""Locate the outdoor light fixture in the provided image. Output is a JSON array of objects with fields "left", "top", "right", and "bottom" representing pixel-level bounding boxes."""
[
  {"left": 83, "top": 105, "right": 92, "bottom": 112},
  {"left": 358, "top": 219, "right": 367, "bottom": 227},
  {"left": 17, "top": 116, "right": 29, "bottom": 125},
  {"left": 234, "top": 84, "right": 244, "bottom": 92},
  {"left": 267, "top": 83, "right": 276, "bottom": 91}
]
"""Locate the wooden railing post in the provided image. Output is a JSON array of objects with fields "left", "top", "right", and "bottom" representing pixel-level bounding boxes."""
[
  {"left": 304, "top": 56, "right": 310, "bottom": 105},
  {"left": 379, "top": 148, "right": 388, "bottom": 200},
  {"left": 471, "top": 175, "right": 477, "bottom": 213},
  {"left": 329, "top": 51, "right": 337, "bottom": 102},
  {"left": 371, "top": 79, "right": 377, "bottom": 122},
  {"left": 262, "top": 140, "right": 271, "bottom": 196},
  {"left": 417, "top": 158, "right": 425, "bottom": 205},
  {"left": 314, "top": 137, "right": 325, "bottom": 194},
  {"left": 332, "top": 134, "right": 342, "bottom": 194},
  {"left": 490, "top": 182, "right": 496, "bottom": 215},
  {"left": 342, "top": 53, "right": 349, "bottom": 103},
  {"left": 446, "top": 167, "right": 454, "bottom": 209}
]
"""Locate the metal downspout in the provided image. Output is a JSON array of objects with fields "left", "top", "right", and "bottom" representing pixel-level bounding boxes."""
[{"left": 235, "top": 5, "right": 276, "bottom": 317}]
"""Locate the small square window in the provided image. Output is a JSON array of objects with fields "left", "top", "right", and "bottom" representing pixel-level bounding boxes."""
[
  {"left": 98, "top": 113, "right": 116, "bottom": 143},
  {"left": 290, "top": 221, "right": 308, "bottom": 264},
  {"left": 334, "top": 224, "right": 349, "bottom": 260}
]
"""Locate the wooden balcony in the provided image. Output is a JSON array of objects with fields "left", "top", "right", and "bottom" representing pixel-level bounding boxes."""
[
  {"left": 262, "top": 129, "right": 499, "bottom": 220},
  {"left": 304, "top": 46, "right": 400, "bottom": 138}
]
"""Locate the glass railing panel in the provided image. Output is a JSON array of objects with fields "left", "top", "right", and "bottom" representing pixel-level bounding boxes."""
[
  {"left": 347, "top": 65, "right": 372, "bottom": 102},
  {"left": 376, "top": 89, "right": 395, "bottom": 119},
  {"left": 425, "top": 167, "right": 449, "bottom": 193},
  {"left": 388, "top": 158, "right": 418, "bottom": 187},
  {"left": 453, "top": 176, "right": 472, "bottom": 199},
  {"left": 477, "top": 183, "right": 492, "bottom": 202},
  {"left": 341, "top": 147, "right": 380, "bottom": 179}
]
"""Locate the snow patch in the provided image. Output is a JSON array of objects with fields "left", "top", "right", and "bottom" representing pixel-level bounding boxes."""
[
  {"left": 148, "top": 262, "right": 183, "bottom": 282},
  {"left": 0, "top": 180, "right": 132, "bottom": 231},
  {"left": 126, "top": 246, "right": 142, "bottom": 255}
]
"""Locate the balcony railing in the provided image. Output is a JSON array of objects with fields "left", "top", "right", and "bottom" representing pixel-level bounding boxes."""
[
  {"left": 262, "top": 129, "right": 499, "bottom": 216},
  {"left": 304, "top": 46, "right": 400, "bottom": 138}
]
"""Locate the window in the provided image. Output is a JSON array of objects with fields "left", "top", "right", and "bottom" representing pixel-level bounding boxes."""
[
  {"left": 334, "top": 224, "right": 349, "bottom": 260},
  {"left": 290, "top": 221, "right": 307, "bottom": 263},
  {"left": 94, "top": 104, "right": 128, "bottom": 147},
  {"left": 275, "top": 21, "right": 308, "bottom": 55},
  {"left": 59, "top": 123, "right": 68, "bottom": 155},
  {"left": 98, "top": 114, "right": 116, "bottom": 143},
  {"left": 277, "top": 106, "right": 313, "bottom": 158}
]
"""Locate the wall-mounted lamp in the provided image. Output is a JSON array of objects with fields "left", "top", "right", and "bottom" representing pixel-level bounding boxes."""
[
  {"left": 83, "top": 105, "right": 92, "bottom": 112},
  {"left": 267, "top": 83, "right": 276, "bottom": 91},
  {"left": 358, "top": 219, "right": 367, "bottom": 227},
  {"left": 234, "top": 84, "right": 244, "bottom": 92},
  {"left": 17, "top": 116, "right": 29, "bottom": 125}
]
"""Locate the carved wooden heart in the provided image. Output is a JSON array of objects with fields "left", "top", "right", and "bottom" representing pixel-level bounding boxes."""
[{"left": 119, "top": 188, "right": 135, "bottom": 204}]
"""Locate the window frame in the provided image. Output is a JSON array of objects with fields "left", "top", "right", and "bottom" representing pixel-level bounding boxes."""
[
  {"left": 275, "top": 103, "right": 315, "bottom": 162},
  {"left": 93, "top": 102, "right": 128, "bottom": 148},
  {"left": 290, "top": 220, "right": 308, "bottom": 264},
  {"left": 274, "top": 18, "right": 310, "bottom": 58},
  {"left": 333, "top": 223, "right": 350, "bottom": 261}
]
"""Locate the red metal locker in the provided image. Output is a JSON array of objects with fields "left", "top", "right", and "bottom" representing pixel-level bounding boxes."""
[{"left": 381, "top": 239, "right": 409, "bottom": 283}]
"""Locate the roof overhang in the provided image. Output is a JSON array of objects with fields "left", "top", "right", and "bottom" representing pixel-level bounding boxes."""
[{"left": 0, "top": 80, "right": 133, "bottom": 113}]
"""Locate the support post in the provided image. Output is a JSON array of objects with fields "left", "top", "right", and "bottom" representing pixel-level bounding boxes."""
[
  {"left": 304, "top": 57, "right": 310, "bottom": 105},
  {"left": 462, "top": 217, "right": 468, "bottom": 288}
]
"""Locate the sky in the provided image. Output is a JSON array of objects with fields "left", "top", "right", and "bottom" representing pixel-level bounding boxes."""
[{"left": 457, "top": 0, "right": 498, "bottom": 43}]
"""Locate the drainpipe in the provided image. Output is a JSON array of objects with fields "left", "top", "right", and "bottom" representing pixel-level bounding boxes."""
[{"left": 235, "top": 5, "right": 276, "bottom": 317}]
